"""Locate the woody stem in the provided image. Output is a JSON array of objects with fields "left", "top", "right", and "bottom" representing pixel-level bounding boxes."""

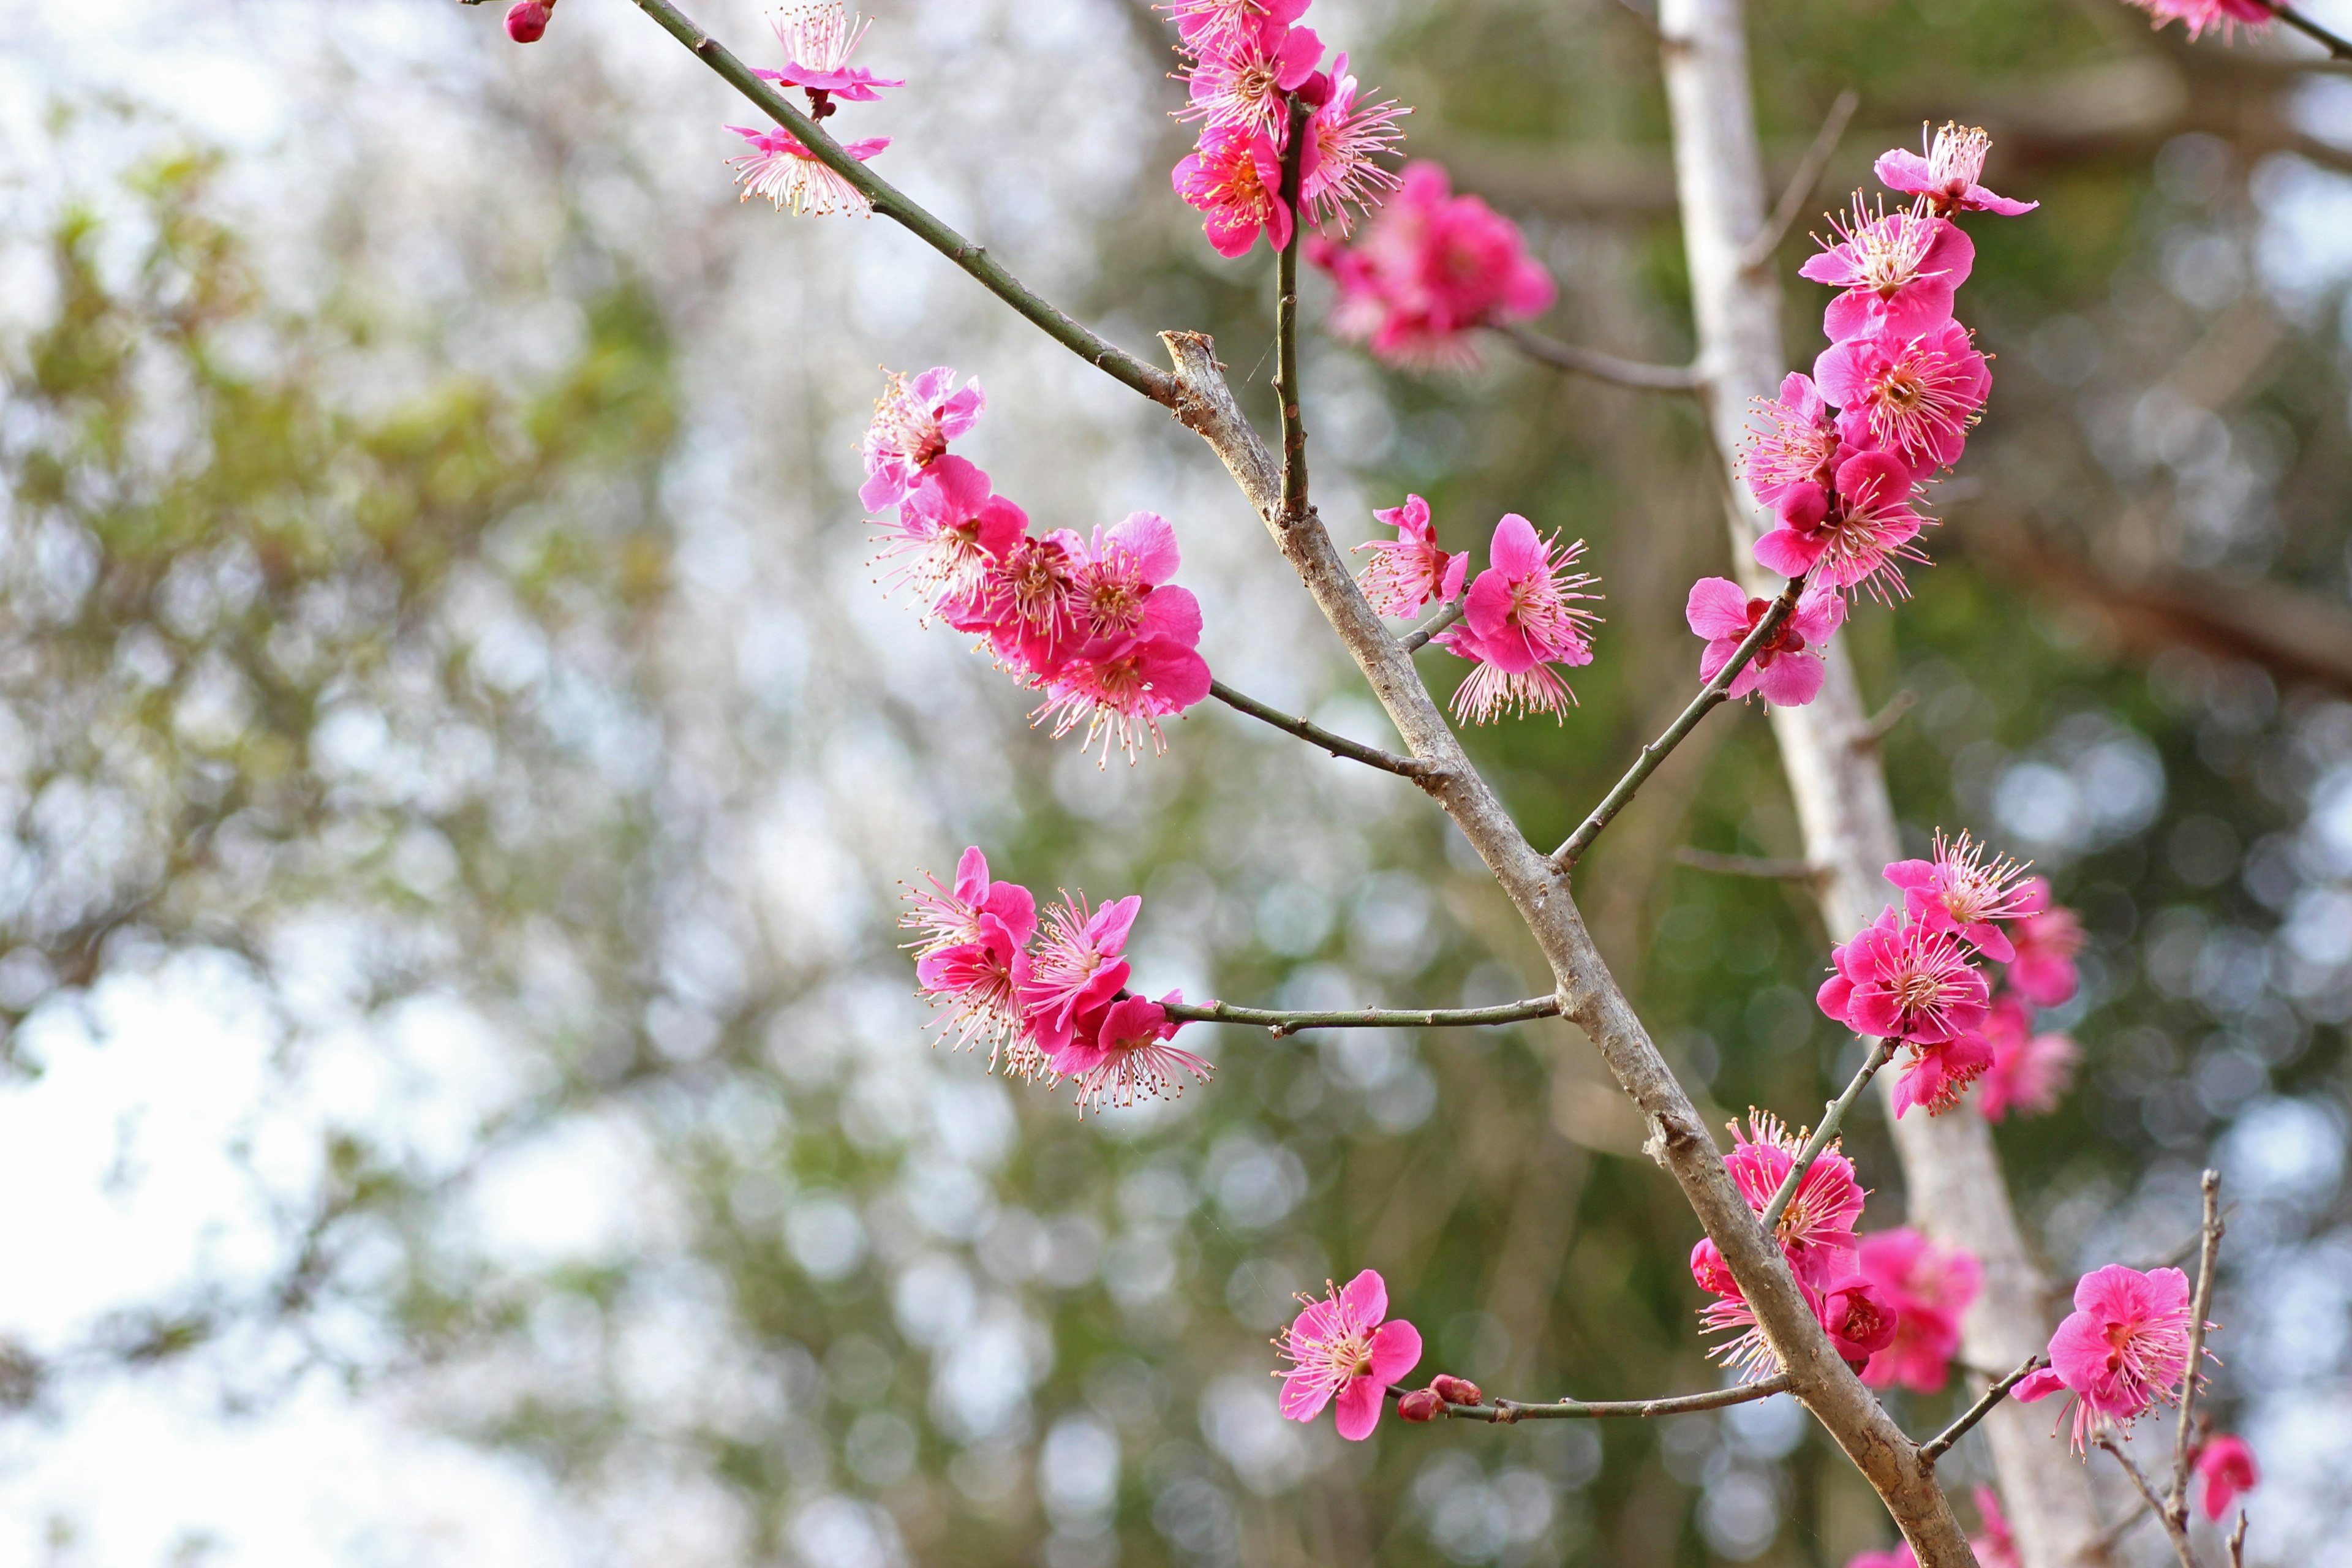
[
  {"left": 1275, "top": 96, "right": 1311, "bottom": 524},
  {"left": 1758, "top": 1038, "right": 1894, "bottom": 1234}
]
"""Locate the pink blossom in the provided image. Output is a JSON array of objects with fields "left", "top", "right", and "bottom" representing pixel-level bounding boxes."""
[
  {"left": 1438, "top": 513, "right": 1602, "bottom": 725},
  {"left": 1818, "top": 1274, "right": 1900, "bottom": 1366},
  {"left": 1972, "top": 1487, "right": 2020, "bottom": 1568},
  {"left": 1308, "top": 162, "right": 1556, "bottom": 368},
  {"left": 1741, "top": 372, "right": 1842, "bottom": 524},
  {"left": 1883, "top": 829, "right": 2045, "bottom": 962},
  {"left": 1857, "top": 1227, "right": 1983, "bottom": 1392},
  {"left": 1030, "top": 617, "right": 1213, "bottom": 765},
  {"left": 904, "top": 849, "right": 1042, "bottom": 1075},
  {"left": 1174, "top": 124, "right": 1293, "bottom": 259},
  {"left": 1177, "top": 12, "right": 1323, "bottom": 141},
  {"left": 1875, "top": 124, "right": 2036, "bottom": 219},
  {"left": 1721, "top": 1110, "right": 1865, "bottom": 1288},
  {"left": 1355, "top": 494, "right": 1467, "bottom": 617},
  {"left": 2017, "top": 1264, "right": 2196, "bottom": 1452},
  {"left": 1817, "top": 905, "right": 1992, "bottom": 1045},
  {"left": 2120, "top": 0, "right": 2271, "bottom": 39},
  {"left": 1847, "top": 1548, "right": 1917, "bottom": 1568},
  {"left": 1049, "top": 990, "right": 1213, "bottom": 1111},
  {"left": 1072, "top": 511, "right": 1187, "bottom": 643},
  {"left": 1275, "top": 1270, "right": 1424, "bottom": 1441},
  {"left": 1300, "top": 54, "right": 1409, "bottom": 235},
  {"left": 2003, "top": 888, "right": 2084, "bottom": 1007},
  {"left": 1754, "top": 448, "right": 1930, "bottom": 603},
  {"left": 870, "top": 455, "right": 1025, "bottom": 607},
  {"left": 725, "top": 125, "right": 888, "bottom": 217},
  {"left": 1975, "top": 995, "right": 2078, "bottom": 1121},
  {"left": 860, "top": 366, "right": 986, "bottom": 513},
  {"left": 753, "top": 3, "right": 904, "bottom": 108},
  {"left": 2194, "top": 1434, "right": 2258, "bottom": 1521},
  {"left": 1813, "top": 321, "right": 1991, "bottom": 478},
  {"left": 1890, "top": 1031, "right": 1994, "bottom": 1118},
  {"left": 900, "top": 845, "right": 1038, "bottom": 957},
  {"left": 1016, "top": 892, "right": 1140, "bottom": 1057},
  {"left": 1684, "top": 578, "right": 1847, "bottom": 707},
  {"left": 954, "top": 527, "right": 1084, "bottom": 671},
  {"left": 1160, "top": 0, "right": 1309, "bottom": 50},
  {"left": 1798, "top": 195, "right": 1975, "bottom": 345}
]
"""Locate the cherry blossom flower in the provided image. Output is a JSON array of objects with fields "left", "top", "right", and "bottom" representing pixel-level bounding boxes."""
[
  {"left": 1300, "top": 55, "right": 1409, "bottom": 235},
  {"left": 860, "top": 366, "right": 986, "bottom": 512},
  {"left": 1016, "top": 892, "right": 1140, "bottom": 1056},
  {"left": 870, "top": 455, "right": 1025, "bottom": 608},
  {"left": 1438, "top": 513, "right": 1601, "bottom": 724},
  {"left": 1883, "top": 830, "right": 2045, "bottom": 961},
  {"left": 1818, "top": 1274, "right": 1900, "bottom": 1366},
  {"left": 1355, "top": 494, "right": 1466, "bottom": 617},
  {"left": 2120, "top": 0, "right": 2272, "bottom": 39},
  {"left": 1974, "top": 995, "right": 2078, "bottom": 1121},
  {"left": 1032, "top": 634, "right": 1212, "bottom": 764},
  {"left": 1308, "top": 162, "right": 1556, "bottom": 368},
  {"left": 2003, "top": 888, "right": 2084, "bottom": 1006},
  {"left": 1721, "top": 1110, "right": 1866, "bottom": 1287},
  {"left": 1684, "top": 577, "right": 1847, "bottom": 707},
  {"left": 1813, "top": 321, "right": 1991, "bottom": 478},
  {"left": 1754, "top": 448, "right": 1931, "bottom": 603},
  {"left": 1890, "top": 1031, "right": 1994, "bottom": 1118},
  {"left": 1178, "top": 12, "right": 1324, "bottom": 141},
  {"left": 1857, "top": 1227, "right": 1983, "bottom": 1392},
  {"left": 1275, "top": 1270, "right": 1424, "bottom": 1441},
  {"left": 1875, "top": 124, "right": 2037, "bottom": 219},
  {"left": 726, "top": 125, "right": 888, "bottom": 217},
  {"left": 1799, "top": 195, "right": 1976, "bottom": 345},
  {"left": 1972, "top": 1488, "right": 2020, "bottom": 1568},
  {"left": 901, "top": 846, "right": 1037, "bottom": 957},
  {"left": 1174, "top": 124, "right": 1292, "bottom": 258},
  {"left": 954, "top": 527, "right": 1084, "bottom": 674},
  {"left": 1817, "top": 904, "right": 1991, "bottom": 1045},
  {"left": 1160, "top": 0, "right": 1308, "bottom": 50},
  {"left": 1049, "top": 990, "right": 1212, "bottom": 1112},
  {"left": 2016, "top": 1264, "right": 2197, "bottom": 1452},
  {"left": 903, "top": 849, "right": 1042, "bottom": 1074},
  {"left": 1072, "top": 512, "right": 1187, "bottom": 643},
  {"left": 2194, "top": 1434, "right": 2258, "bottom": 1521},
  {"left": 1741, "top": 372, "right": 1842, "bottom": 524},
  {"left": 754, "top": 2, "right": 904, "bottom": 113}
]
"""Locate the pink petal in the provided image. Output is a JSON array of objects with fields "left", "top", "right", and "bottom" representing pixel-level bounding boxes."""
[
  {"left": 1754, "top": 527, "right": 1821, "bottom": 579},
  {"left": 1487, "top": 513, "right": 1544, "bottom": 578},
  {"left": 1757, "top": 651, "right": 1823, "bottom": 707},
  {"left": 1336, "top": 1268, "right": 1388, "bottom": 1327},
  {"left": 1686, "top": 576, "right": 1754, "bottom": 641},
  {"left": 1364, "top": 1317, "right": 1423, "bottom": 1385},
  {"left": 1088, "top": 895, "right": 1143, "bottom": 956},
  {"left": 1107, "top": 511, "right": 1181, "bottom": 584},
  {"left": 954, "top": 846, "right": 991, "bottom": 903},
  {"left": 1874, "top": 149, "right": 1934, "bottom": 195},
  {"left": 2011, "top": 1366, "right": 2067, "bottom": 1403},
  {"left": 1139, "top": 585, "right": 1204, "bottom": 647},
  {"left": 1278, "top": 1369, "right": 1334, "bottom": 1422},
  {"left": 1332, "top": 1375, "right": 1385, "bottom": 1441}
]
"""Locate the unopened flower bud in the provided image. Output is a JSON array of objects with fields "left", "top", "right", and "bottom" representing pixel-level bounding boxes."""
[
  {"left": 1397, "top": 1387, "right": 1444, "bottom": 1422},
  {"left": 1294, "top": 71, "right": 1333, "bottom": 108},
  {"left": 1431, "top": 1374, "right": 1484, "bottom": 1408},
  {"left": 506, "top": 1, "right": 554, "bottom": 43}
]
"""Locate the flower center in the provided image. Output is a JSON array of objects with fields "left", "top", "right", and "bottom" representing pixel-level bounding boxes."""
[{"left": 1237, "top": 62, "right": 1279, "bottom": 101}]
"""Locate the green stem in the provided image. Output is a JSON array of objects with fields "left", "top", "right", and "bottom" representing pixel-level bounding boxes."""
[
  {"left": 1389, "top": 1373, "right": 1795, "bottom": 1423},
  {"left": 1209, "top": 679, "right": 1437, "bottom": 778}
]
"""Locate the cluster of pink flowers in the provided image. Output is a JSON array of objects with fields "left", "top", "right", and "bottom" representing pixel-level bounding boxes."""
[
  {"left": 1743, "top": 124, "right": 2030, "bottom": 606},
  {"left": 862, "top": 368, "right": 1214, "bottom": 762},
  {"left": 1308, "top": 163, "right": 1557, "bottom": 367},
  {"left": 2015, "top": 1263, "right": 2203, "bottom": 1452},
  {"left": 903, "top": 847, "right": 1210, "bottom": 1111},
  {"left": 1163, "top": 0, "right": 1409, "bottom": 258},
  {"left": 1855, "top": 1226, "right": 1981, "bottom": 1392},
  {"left": 1816, "top": 832, "right": 2080, "bottom": 1120},
  {"left": 725, "top": 3, "right": 903, "bottom": 217}
]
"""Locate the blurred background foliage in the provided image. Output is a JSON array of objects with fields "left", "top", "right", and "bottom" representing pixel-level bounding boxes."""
[{"left": 0, "top": 0, "right": 2346, "bottom": 1564}]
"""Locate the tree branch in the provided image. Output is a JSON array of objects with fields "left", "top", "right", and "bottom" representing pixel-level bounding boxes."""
[
  {"left": 1276, "top": 97, "right": 1311, "bottom": 523},
  {"left": 1499, "top": 324, "right": 1704, "bottom": 391},
  {"left": 624, "top": 0, "right": 1178, "bottom": 406},
  {"left": 2167, "top": 1170, "right": 2225, "bottom": 1525},
  {"left": 2098, "top": 1433, "right": 2200, "bottom": 1568},
  {"left": 1758, "top": 1039, "right": 1893, "bottom": 1234},
  {"left": 1921, "top": 1355, "right": 2048, "bottom": 1464},
  {"left": 2266, "top": 0, "right": 2352, "bottom": 56},
  {"left": 1552, "top": 574, "right": 1805, "bottom": 867},
  {"left": 1738, "top": 88, "right": 1859, "bottom": 273},
  {"left": 1392, "top": 1373, "right": 1796, "bottom": 1422},
  {"left": 1163, "top": 995, "right": 1562, "bottom": 1035},
  {"left": 1208, "top": 679, "right": 1441, "bottom": 778},
  {"left": 1672, "top": 846, "right": 1823, "bottom": 882},
  {"left": 1400, "top": 597, "right": 1465, "bottom": 653}
]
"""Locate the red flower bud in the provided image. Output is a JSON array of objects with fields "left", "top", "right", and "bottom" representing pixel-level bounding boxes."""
[
  {"left": 1397, "top": 1387, "right": 1445, "bottom": 1422},
  {"left": 1431, "top": 1374, "right": 1484, "bottom": 1408},
  {"left": 505, "top": 1, "right": 554, "bottom": 42}
]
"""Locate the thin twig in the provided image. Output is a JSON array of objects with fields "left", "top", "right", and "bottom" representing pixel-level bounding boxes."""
[
  {"left": 1853, "top": 688, "right": 1917, "bottom": 750},
  {"left": 1921, "top": 1355, "right": 2047, "bottom": 1464},
  {"left": 1400, "top": 598, "right": 1465, "bottom": 654},
  {"left": 625, "top": 0, "right": 1177, "bottom": 406},
  {"left": 1276, "top": 98, "right": 1311, "bottom": 524},
  {"left": 2168, "top": 1171, "right": 2225, "bottom": 1525},
  {"left": 2266, "top": 0, "right": 2352, "bottom": 56},
  {"left": 2098, "top": 1433, "right": 2199, "bottom": 1568},
  {"left": 1390, "top": 1373, "right": 1793, "bottom": 1422},
  {"left": 1739, "top": 89, "right": 1860, "bottom": 273},
  {"left": 1758, "top": 1039, "right": 1894, "bottom": 1234},
  {"left": 2226, "top": 1510, "right": 2248, "bottom": 1568},
  {"left": 1553, "top": 575, "right": 1807, "bottom": 867},
  {"left": 1500, "top": 325, "right": 1703, "bottom": 391},
  {"left": 1672, "top": 847, "right": 1822, "bottom": 882},
  {"left": 1164, "top": 994, "right": 1562, "bottom": 1036},
  {"left": 1209, "top": 680, "right": 1438, "bottom": 778}
]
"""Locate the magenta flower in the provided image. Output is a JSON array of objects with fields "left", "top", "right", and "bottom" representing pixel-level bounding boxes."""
[
  {"left": 1875, "top": 124, "right": 2036, "bottom": 219},
  {"left": 905, "top": 849, "right": 1042, "bottom": 1075},
  {"left": 1817, "top": 904, "right": 1991, "bottom": 1045},
  {"left": 1972, "top": 1488, "right": 2020, "bottom": 1568},
  {"left": 1438, "top": 513, "right": 1602, "bottom": 725},
  {"left": 1300, "top": 54, "right": 1410, "bottom": 236},
  {"left": 1174, "top": 124, "right": 1293, "bottom": 259},
  {"left": 1741, "top": 372, "right": 1843, "bottom": 525},
  {"left": 1177, "top": 12, "right": 1323, "bottom": 141},
  {"left": 1799, "top": 195, "right": 1975, "bottom": 345},
  {"left": 725, "top": 125, "right": 888, "bottom": 217},
  {"left": 1308, "top": 162, "right": 1556, "bottom": 369},
  {"left": 2016, "top": 1264, "right": 2197, "bottom": 1452},
  {"left": 1275, "top": 1270, "right": 1424, "bottom": 1441},
  {"left": 1016, "top": 892, "right": 1140, "bottom": 1057},
  {"left": 1814, "top": 320, "right": 1991, "bottom": 478},
  {"left": 753, "top": 3, "right": 904, "bottom": 109},
  {"left": 1890, "top": 1031, "right": 1994, "bottom": 1118},
  {"left": 1160, "top": 0, "right": 1308, "bottom": 50},
  {"left": 1072, "top": 511, "right": 1186, "bottom": 643},
  {"left": 2003, "top": 889, "right": 2084, "bottom": 1007},
  {"left": 1974, "top": 995, "right": 2078, "bottom": 1121},
  {"left": 1856, "top": 1227, "right": 1982, "bottom": 1392},
  {"left": 901, "top": 845, "right": 1038, "bottom": 957},
  {"left": 1684, "top": 577, "right": 1846, "bottom": 707},
  {"left": 954, "top": 526, "right": 1084, "bottom": 673},
  {"left": 1817, "top": 1274, "right": 1900, "bottom": 1367},
  {"left": 506, "top": 1, "right": 554, "bottom": 43},
  {"left": 1754, "top": 448, "right": 1931, "bottom": 603},
  {"left": 1883, "top": 830, "right": 2045, "bottom": 962},
  {"left": 2193, "top": 1434, "right": 2258, "bottom": 1521},
  {"left": 1355, "top": 494, "right": 1467, "bottom": 617},
  {"left": 860, "top": 366, "right": 986, "bottom": 513},
  {"left": 1048, "top": 990, "right": 1213, "bottom": 1112},
  {"left": 870, "top": 455, "right": 1025, "bottom": 607},
  {"left": 2120, "top": 0, "right": 2272, "bottom": 39},
  {"left": 1722, "top": 1110, "right": 1864, "bottom": 1288},
  {"left": 1031, "top": 617, "right": 1213, "bottom": 765}
]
